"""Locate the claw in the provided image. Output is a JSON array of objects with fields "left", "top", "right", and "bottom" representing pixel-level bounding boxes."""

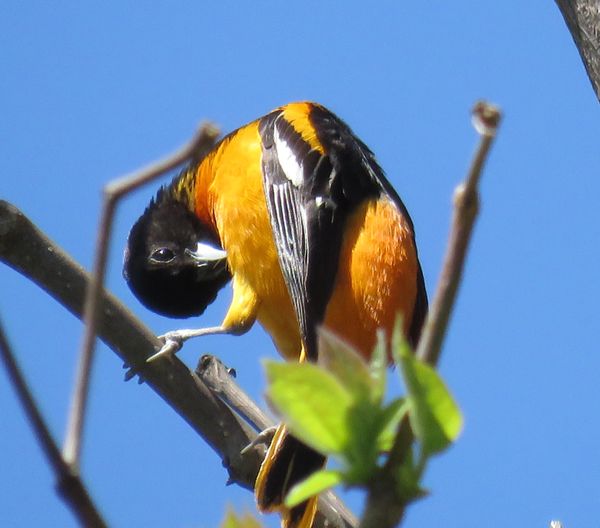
[
  {"left": 123, "top": 362, "right": 145, "bottom": 383},
  {"left": 146, "top": 332, "right": 184, "bottom": 363},
  {"left": 241, "top": 425, "right": 278, "bottom": 455},
  {"left": 146, "top": 326, "right": 228, "bottom": 363}
]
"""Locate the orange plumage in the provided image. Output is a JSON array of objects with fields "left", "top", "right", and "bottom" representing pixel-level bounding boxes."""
[{"left": 124, "top": 102, "right": 427, "bottom": 528}]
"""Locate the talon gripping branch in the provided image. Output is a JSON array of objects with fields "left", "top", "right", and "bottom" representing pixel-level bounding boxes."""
[{"left": 124, "top": 102, "right": 428, "bottom": 528}]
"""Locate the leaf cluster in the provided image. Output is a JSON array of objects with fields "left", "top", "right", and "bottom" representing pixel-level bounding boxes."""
[{"left": 264, "top": 319, "right": 463, "bottom": 508}]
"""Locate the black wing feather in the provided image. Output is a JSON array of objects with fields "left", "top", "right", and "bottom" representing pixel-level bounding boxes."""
[
  {"left": 266, "top": 179, "right": 309, "bottom": 337},
  {"left": 260, "top": 111, "right": 350, "bottom": 359}
]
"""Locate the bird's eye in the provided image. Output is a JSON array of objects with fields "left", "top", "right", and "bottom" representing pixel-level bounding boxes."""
[{"left": 150, "top": 247, "right": 175, "bottom": 263}]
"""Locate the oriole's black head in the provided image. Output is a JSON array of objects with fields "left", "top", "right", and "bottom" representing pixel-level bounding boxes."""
[{"left": 123, "top": 190, "right": 231, "bottom": 318}]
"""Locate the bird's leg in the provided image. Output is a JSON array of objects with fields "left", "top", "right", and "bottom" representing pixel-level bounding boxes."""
[
  {"left": 147, "top": 326, "right": 230, "bottom": 363},
  {"left": 148, "top": 275, "right": 259, "bottom": 362}
]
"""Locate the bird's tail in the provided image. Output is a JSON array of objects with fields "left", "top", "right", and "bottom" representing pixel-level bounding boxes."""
[{"left": 255, "top": 424, "right": 325, "bottom": 528}]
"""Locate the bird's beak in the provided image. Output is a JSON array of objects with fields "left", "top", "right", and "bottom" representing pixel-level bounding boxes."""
[{"left": 185, "top": 242, "right": 227, "bottom": 262}]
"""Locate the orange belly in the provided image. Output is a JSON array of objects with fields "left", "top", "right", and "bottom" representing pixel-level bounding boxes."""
[
  {"left": 197, "top": 121, "right": 418, "bottom": 362},
  {"left": 258, "top": 195, "right": 419, "bottom": 361},
  {"left": 323, "top": 197, "right": 418, "bottom": 358}
]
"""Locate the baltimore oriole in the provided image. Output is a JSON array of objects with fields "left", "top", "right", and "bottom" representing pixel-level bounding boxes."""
[{"left": 123, "top": 102, "right": 427, "bottom": 528}]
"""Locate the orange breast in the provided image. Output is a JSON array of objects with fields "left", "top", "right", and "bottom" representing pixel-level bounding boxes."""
[
  {"left": 324, "top": 197, "right": 418, "bottom": 358},
  {"left": 195, "top": 121, "right": 302, "bottom": 359},
  {"left": 194, "top": 122, "right": 418, "bottom": 362}
]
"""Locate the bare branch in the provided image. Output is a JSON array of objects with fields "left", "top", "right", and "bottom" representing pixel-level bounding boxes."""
[
  {"left": 0, "top": 318, "right": 107, "bottom": 528},
  {"left": 359, "top": 101, "right": 502, "bottom": 528},
  {"left": 416, "top": 101, "right": 501, "bottom": 367},
  {"left": 197, "top": 355, "right": 272, "bottom": 433},
  {"left": 555, "top": 0, "right": 600, "bottom": 102},
  {"left": 64, "top": 123, "right": 220, "bottom": 467},
  {"left": 0, "top": 200, "right": 355, "bottom": 528}
]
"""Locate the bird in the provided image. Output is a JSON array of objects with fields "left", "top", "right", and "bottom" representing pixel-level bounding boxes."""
[{"left": 123, "top": 101, "right": 427, "bottom": 528}]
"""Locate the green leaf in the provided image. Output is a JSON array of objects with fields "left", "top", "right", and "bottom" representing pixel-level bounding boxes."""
[
  {"left": 264, "top": 360, "right": 353, "bottom": 455},
  {"left": 318, "top": 328, "right": 373, "bottom": 398},
  {"left": 411, "top": 360, "right": 462, "bottom": 453},
  {"left": 284, "top": 470, "right": 345, "bottom": 508},
  {"left": 395, "top": 451, "right": 429, "bottom": 503},
  {"left": 393, "top": 324, "right": 463, "bottom": 455},
  {"left": 343, "top": 398, "right": 384, "bottom": 480},
  {"left": 376, "top": 398, "right": 409, "bottom": 452}
]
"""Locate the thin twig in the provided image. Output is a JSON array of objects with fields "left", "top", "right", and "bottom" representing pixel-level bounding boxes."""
[
  {"left": 63, "top": 123, "right": 220, "bottom": 467},
  {"left": 416, "top": 101, "right": 501, "bottom": 367},
  {"left": 197, "top": 355, "right": 273, "bottom": 433},
  {"left": 0, "top": 200, "right": 355, "bottom": 528},
  {"left": 359, "top": 101, "right": 502, "bottom": 528},
  {"left": 0, "top": 317, "right": 107, "bottom": 528}
]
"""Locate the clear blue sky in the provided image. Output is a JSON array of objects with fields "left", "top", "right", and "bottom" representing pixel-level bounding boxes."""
[{"left": 2, "top": 3, "right": 599, "bottom": 527}]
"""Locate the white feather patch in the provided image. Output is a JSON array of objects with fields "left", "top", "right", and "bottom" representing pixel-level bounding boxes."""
[{"left": 274, "top": 126, "right": 304, "bottom": 187}]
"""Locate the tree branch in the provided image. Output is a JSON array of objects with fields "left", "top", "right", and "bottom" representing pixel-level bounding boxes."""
[
  {"left": 65, "top": 123, "right": 220, "bottom": 467},
  {"left": 0, "top": 199, "right": 354, "bottom": 528},
  {"left": 0, "top": 318, "right": 107, "bottom": 528},
  {"left": 555, "top": 0, "right": 600, "bottom": 102},
  {"left": 197, "top": 356, "right": 358, "bottom": 527},
  {"left": 416, "top": 101, "right": 501, "bottom": 368}
]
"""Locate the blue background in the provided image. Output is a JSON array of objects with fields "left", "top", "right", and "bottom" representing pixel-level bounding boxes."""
[{"left": 1, "top": 3, "right": 599, "bottom": 527}]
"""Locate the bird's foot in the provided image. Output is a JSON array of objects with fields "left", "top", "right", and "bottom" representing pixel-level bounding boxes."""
[
  {"left": 241, "top": 425, "right": 278, "bottom": 455},
  {"left": 146, "top": 330, "right": 188, "bottom": 363}
]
